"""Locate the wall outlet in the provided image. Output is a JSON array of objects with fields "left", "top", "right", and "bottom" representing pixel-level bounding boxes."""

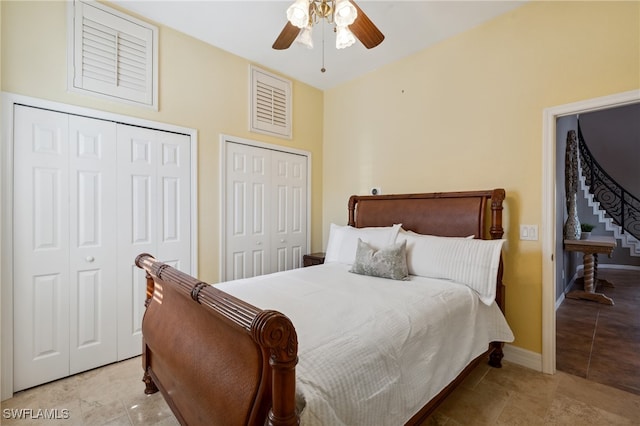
[{"left": 520, "top": 224, "right": 538, "bottom": 241}]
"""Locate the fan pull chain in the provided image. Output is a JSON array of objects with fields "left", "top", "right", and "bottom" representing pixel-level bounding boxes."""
[{"left": 321, "top": 21, "right": 326, "bottom": 73}]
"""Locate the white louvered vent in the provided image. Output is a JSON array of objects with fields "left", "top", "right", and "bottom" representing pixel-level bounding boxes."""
[
  {"left": 68, "top": 1, "right": 158, "bottom": 109},
  {"left": 250, "top": 66, "right": 292, "bottom": 139}
]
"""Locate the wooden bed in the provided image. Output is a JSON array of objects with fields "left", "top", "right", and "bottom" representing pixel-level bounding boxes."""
[{"left": 136, "top": 188, "right": 507, "bottom": 426}]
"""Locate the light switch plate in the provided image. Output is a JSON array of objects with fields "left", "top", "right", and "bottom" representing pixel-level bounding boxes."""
[{"left": 520, "top": 224, "right": 538, "bottom": 241}]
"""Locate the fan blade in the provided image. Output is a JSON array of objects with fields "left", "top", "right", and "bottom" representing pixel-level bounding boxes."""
[
  {"left": 349, "top": 1, "right": 385, "bottom": 49},
  {"left": 273, "top": 22, "right": 302, "bottom": 50}
]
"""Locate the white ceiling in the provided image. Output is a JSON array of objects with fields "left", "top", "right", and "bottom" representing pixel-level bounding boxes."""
[{"left": 112, "top": 1, "right": 525, "bottom": 90}]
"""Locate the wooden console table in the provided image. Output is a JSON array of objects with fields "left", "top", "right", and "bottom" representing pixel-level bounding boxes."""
[{"left": 564, "top": 236, "right": 616, "bottom": 305}]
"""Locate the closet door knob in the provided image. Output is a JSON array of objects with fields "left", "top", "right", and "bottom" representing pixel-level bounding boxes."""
[
  {"left": 280, "top": 239, "right": 286, "bottom": 243},
  {"left": 86, "top": 256, "right": 95, "bottom": 262},
  {"left": 256, "top": 241, "right": 262, "bottom": 245}
]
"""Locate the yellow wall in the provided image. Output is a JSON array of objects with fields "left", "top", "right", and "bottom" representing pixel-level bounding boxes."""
[
  {"left": 0, "top": 0, "right": 324, "bottom": 284},
  {"left": 323, "top": 1, "right": 640, "bottom": 354}
]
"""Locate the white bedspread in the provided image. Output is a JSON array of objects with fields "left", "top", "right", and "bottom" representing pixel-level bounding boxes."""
[{"left": 217, "top": 263, "right": 514, "bottom": 425}]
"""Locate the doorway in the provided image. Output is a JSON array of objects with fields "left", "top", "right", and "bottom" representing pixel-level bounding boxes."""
[{"left": 541, "top": 89, "right": 640, "bottom": 375}]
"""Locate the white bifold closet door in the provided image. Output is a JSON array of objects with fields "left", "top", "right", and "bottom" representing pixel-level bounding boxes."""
[
  {"left": 225, "top": 142, "right": 307, "bottom": 281},
  {"left": 12, "top": 105, "right": 191, "bottom": 391}
]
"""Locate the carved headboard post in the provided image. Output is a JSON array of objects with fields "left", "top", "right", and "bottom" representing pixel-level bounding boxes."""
[
  {"left": 489, "top": 188, "right": 506, "bottom": 240},
  {"left": 484, "top": 189, "right": 507, "bottom": 368},
  {"left": 488, "top": 189, "right": 506, "bottom": 323},
  {"left": 347, "top": 196, "right": 357, "bottom": 226}
]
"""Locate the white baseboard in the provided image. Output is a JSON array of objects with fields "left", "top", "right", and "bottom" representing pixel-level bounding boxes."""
[
  {"left": 555, "top": 292, "right": 565, "bottom": 311},
  {"left": 576, "top": 263, "right": 640, "bottom": 272},
  {"left": 596, "top": 263, "right": 640, "bottom": 271},
  {"left": 502, "top": 344, "right": 543, "bottom": 372}
]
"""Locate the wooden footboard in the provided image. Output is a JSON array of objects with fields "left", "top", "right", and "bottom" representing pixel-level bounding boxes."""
[{"left": 136, "top": 253, "right": 299, "bottom": 426}]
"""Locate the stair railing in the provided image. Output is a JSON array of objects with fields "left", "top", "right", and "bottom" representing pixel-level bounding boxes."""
[{"left": 577, "top": 122, "right": 640, "bottom": 241}]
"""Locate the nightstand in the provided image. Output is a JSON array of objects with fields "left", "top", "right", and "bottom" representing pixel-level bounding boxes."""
[{"left": 303, "top": 252, "right": 325, "bottom": 267}]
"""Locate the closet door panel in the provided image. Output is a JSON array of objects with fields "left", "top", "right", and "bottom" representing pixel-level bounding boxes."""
[
  {"left": 68, "top": 116, "right": 118, "bottom": 374},
  {"left": 156, "top": 132, "right": 192, "bottom": 271},
  {"left": 116, "top": 124, "right": 158, "bottom": 360},
  {"left": 271, "top": 151, "right": 308, "bottom": 272},
  {"left": 225, "top": 142, "right": 270, "bottom": 280},
  {"left": 13, "top": 106, "right": 71, "bottom": 391}
]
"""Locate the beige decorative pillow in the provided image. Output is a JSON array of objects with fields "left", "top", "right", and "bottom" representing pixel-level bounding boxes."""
[{"left": 350, "top": 239, "right": 409, "bottom": 281}]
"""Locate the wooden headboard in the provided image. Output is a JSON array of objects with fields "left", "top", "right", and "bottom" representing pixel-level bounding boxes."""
[
  {"left": 349, "top": 188, "right": 506, "bottom": 313},
  {"left": 348, "top": 189, "right": 505, "bottom": 240}
]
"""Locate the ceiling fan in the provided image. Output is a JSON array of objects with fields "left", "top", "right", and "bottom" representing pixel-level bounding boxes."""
[{"left": 273, "top": 0, "right": 385, "bottom": 50}]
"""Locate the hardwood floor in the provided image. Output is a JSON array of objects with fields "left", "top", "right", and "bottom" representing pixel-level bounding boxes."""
[{"left": 556, "top": 268, "right": 640, "bottom": 395}]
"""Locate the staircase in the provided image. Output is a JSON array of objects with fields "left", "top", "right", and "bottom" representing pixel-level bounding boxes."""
[
  {"left": 578, "top": 123, "right": 640, "bottom": 256},
  {"left": 578, "top": 171, "right": 640, "bottom": 256}
]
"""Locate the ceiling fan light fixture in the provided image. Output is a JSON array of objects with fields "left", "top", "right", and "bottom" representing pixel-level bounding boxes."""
[
  {"left": 287, "top": 0, "right": 310, "bottom": 28},
  {"left": 274, "top": 0, "right": 384, "bottom": 51},
  {"left": 334, "top": 0, "right": 357, "bottom": 27},
  {"left": 335, "top": 25, "right": 356, "bottom": 49},
  {"left": 315, "top": 1, "right": 333, "bottom": 21},
  {"left": 295, "top": 25, "right": 314, "bottom": 49}
]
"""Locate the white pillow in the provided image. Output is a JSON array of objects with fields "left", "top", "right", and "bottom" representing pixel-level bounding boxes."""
[
  {"left": 396, "top": 229, "right": 505, "bottom": 305},
  {"left": 402, "top": 229, "right": 475, "bottom": 239},
  {"left": 325, "top": 223, "right": 401, "bottom": 265}
]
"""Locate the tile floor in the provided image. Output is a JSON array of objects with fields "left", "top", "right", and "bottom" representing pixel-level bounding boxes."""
[
  {"left": 428, "top": 359, "right": 640, "bottom": 425},
  {"left": 1, "top": 357, "right": 177, "bottom": 426},
  {"left": 556, "top": 268, "right": 640, "bottom": 396},
  {"left": 2, "top": 356, "right": 640, "bottom": 425}
]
